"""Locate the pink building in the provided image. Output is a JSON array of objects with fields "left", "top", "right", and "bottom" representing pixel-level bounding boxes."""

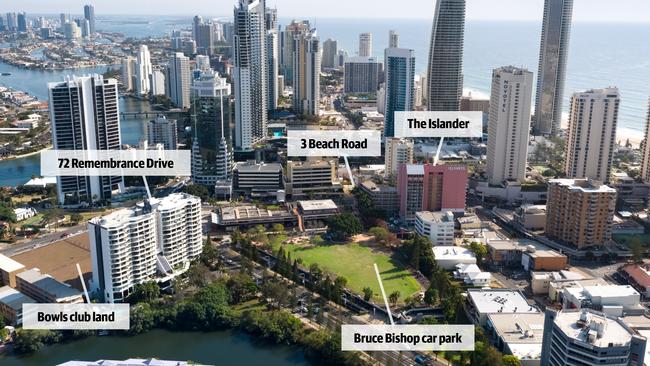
[{"left": 397, "top": 164, "right": 467, "bottom": 224}]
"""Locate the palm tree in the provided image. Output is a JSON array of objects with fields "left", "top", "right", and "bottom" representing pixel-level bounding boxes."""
[{"left": 389, "top": 291, "right": 400, "bottom": 307}]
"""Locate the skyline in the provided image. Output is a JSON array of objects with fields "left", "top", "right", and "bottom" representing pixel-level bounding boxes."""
[{"left": 1, "top": 0, "right": 650, "bottom": 22}]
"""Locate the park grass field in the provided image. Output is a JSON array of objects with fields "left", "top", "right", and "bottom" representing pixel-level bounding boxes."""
[{"left": 280, "top": 242, "right": 421, "bottom": 303}]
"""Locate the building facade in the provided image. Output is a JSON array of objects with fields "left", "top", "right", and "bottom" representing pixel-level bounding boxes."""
[
  {"left": 545, "top": 179, "right": 616, "bottom": 248},
  {"left": 233, "top": 0, "right": 268, "bottom": 151},
  {"left": 564, "top": 88, "right": 620, "bottom": 184},
  {"left": 292, "top": 29, "right": 320, "bottom": 116},
  {"left": 540, "top": 308, "right": 646, "bottom": 366},
  {"left": 89, "top": 193, "right": 202, "bottom": 303},
  {"left": 641, "top": 99, "right": 650, "bottom": 183},
  {"left": 48, "top": 75, "right": 124, "bottom": 204},
  {"left": 135, "top": 45, "right": 152, "bottom": 96},
  {"left": 147, "top": 115, "right": 178, "bottom": 150},
  {"left": 344, "top": 57, "right": 380, "bottom": 94},
  {"left": 383, "top": 48, "right": 415, "bottom": 138},
  {"left": 358, "top": 32, "right": 373, "bottom": 57},
  {"left": 385, "top": 138, "right": 414, "bottom": 182},
  {"left": 486, "top": 66, "right": 534, "bottom": 185},
  {"left": 397, "top": 164, "right": 467, "bottom": 225},
  {"left": 165, "top": 52, "right": 191, "bottom": 109},
  {"left": 190, "top": 70, "right": 233, "bottom": 186},
  {"left": 533, "top": 0, "right": 574, "bottom": 136},
  {"left": 415, "top": 211, "right": 455, "bottom": 245},
  {"left": 426, "top": 0, "right": 465, "bottom": 111}
]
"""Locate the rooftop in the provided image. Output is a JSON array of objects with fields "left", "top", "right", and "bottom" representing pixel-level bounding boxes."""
[
  {"left": 488, "top": 313, "right": 545, "bottom": 360},
  {"left": 298, "top": 200, "right": 338, "bottom": 211},
  {"left": 16, "top": 269, "right": 82, "bottom": 302},
  {"left": 548, "top": 178, "right": 616, "bottom": 193},
  {"left": 234, "top": 161, "right": 282, "bottom": 173},
  {"left": 416, "top": 211, "right": 454, "bottom": 224},
  {"left": 467, "top": 289, "right": 538, "bottom": 315},
  {"left": 0, "top": 285, "right": 35, "bottom": 311},
  {"left": 0, "top": 253, "right": 25, "bottom": 273},
  {"left": 360, "top": 180, "right": 398, "bottom": 193},
  {"left": 433, "top": 246, "right": 476, "bottom": 261},
  {"left": 554, "top": 309, "right": 633, "bottom": 348}
]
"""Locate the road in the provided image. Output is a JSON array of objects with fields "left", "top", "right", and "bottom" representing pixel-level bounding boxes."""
[{"left": 0, "top": 224, "right": 87, "bottom": 256}]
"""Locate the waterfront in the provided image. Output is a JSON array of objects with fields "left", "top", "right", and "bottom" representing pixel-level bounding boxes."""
[
  {"left": 0, "top": 329, "right": 312, "bottom": 366},
  {"left": 0, "top": 60, "right": 151, "bottom": 186}
]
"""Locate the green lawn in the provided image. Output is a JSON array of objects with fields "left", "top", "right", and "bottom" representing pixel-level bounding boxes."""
[{"left": 279, "top": 242, "right": 421, "bottom": 303}]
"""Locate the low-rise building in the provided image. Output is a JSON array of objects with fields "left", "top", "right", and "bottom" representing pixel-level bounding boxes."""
[
  {"left": 487, "top": 312, "right": 545, "bottom": 366},
  {"left": 454, "top": 263, "right": 491, "bottom": 287},
  {"left": 487, "top": 239, "right": 567, "bottom": 271},
  {"left": 620, "top": 264, "right": 650, "bottom": 298},
  {"left": 433, "top": 246, "right": 476, "bottom": 270},
  {"left": 285, "top": 160, "right": 342, "bottom": 198},
  {"left": 548, "top": 278, "right": 609, "bottom": 303},
  {"left": 514, "top": 204, "right": 546, "bottom": 231},
  {"left": 465, "top": 289, "right": 539, "bottom": 327},
  {"left": 359, "top": 180, "right": 399, "bottom": 216},
  {"left": 233, "top": 161, "right": 283, "bottom": 197},
  {"left": 296, "top": 200, "right": 339, "bottom": 230},
  {"left": 14, "top": 207, "right": 37, "bottom": 222},
  {"left": 16, "top": 268, "right": 84, "bottom": 304},
  {"left": 212, "top": 205, "right": 296, "bottom": 230},
  {"left": 530, "top": 270, "right": 585, "bottom": 295},
  {"left": 0, "top": 285, "right": 35, "bottom": 325},
  {"left": 562, "top": 284, "right": 643, "bottom": 316},
  {"left": 0, "top": 254, "right": 25, "bottom": 288},
  {"left": 415, "top": 211, "right": 455, "bottom": 245}
]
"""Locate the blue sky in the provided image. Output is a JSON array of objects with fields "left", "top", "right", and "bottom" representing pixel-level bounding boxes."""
[{"left": 3, "top": 0, "right": 650, "bottom": 22}]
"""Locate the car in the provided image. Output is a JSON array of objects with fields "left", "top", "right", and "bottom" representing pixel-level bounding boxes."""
[{"left": 414, "top": 354, "right": 433, "bottom": 365}]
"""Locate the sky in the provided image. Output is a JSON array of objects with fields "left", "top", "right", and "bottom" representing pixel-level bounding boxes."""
[{"left": 2, "top": 0, "right": 650, "bottom": 22}]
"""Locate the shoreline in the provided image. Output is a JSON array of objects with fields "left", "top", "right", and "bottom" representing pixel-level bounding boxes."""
[{"left": 0, "top": 146, "right": 51, "bottom": 162}]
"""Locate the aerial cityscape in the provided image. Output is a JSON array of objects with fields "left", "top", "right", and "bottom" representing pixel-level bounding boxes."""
[{"left": 0, "top": 0, "right": 648, "bottom": 365}]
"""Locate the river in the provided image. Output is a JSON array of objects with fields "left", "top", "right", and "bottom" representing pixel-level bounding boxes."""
[
  {"left": 0, "top": 329, "right": 312, "bottom": 366},
  {"left": 0, "top": 61, "right": 151, "bottom": 186}
]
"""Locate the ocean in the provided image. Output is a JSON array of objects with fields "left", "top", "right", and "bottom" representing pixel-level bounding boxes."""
[{"left": 96, "top": 16, "right": 650, "bottom": 135}]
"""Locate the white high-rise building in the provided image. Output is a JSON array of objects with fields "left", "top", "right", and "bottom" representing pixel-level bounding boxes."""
[
  {"left": 292, "top": 29, "right": 320, "bottom": 117},
  {"left": 641, "top": 99, "right": 650, "bottom": 183},
  {"left": 136, "top": 45, "right": 152, "bottom": 96},
  {"left": 64, "top": 21, "right": 81, "bottom": 42},
  {"left": 121, "top": 56, "right": 136, "bottom": 91},
  {"left": 150, "top": 68, "right": 166, "bottom": 96},
  {"left": 165, "top": 52, "right": 191, "bottom": 109},
  {"left": 147, "top": 115, "right": 178, "bottom": 150},
  {"left": 564, "top": 88, "right": 620, "bottom": 184},
  {"left": 195, "top": 55, "right": 211, "bottom": 72},
  {"left": 89, "top": 193, "right": 202, "bottom": 303},
  {"left": 486, "top": 66, "right": 534, "bottom": 185},
  {"left": 359, "top": 32, "right": 373, "bottom": 57},
  {"left": 233, "top": 0, "right": 267, "bottom": 151},
  {"left": 266, "top": 29, "right": 279, "bottom": 111},
  {"left": 48, "top": 75, "right": 124, "bottom": 204},
  {"left": 385, "top": 138, "right": 414, "bottom": 181},
  {"left": 388, "top": 30, "right": 399, "bottom": 48},
  {"left": 533, "top": 0, "right": 574, "bottom": 136}
]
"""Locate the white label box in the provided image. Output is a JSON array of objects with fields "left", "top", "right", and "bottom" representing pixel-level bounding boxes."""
[
  {"left": 394, "top": 111, "right": 483, "bottom": 138},
  {"left": 22, "top": 303, "right": 130, "bottom": 330},
  {"left": 287, "top": 130, "right": 381, "bottom": 157},
  {"left": 341, "top": 324, "right": 475, "bottom": 351},
  {"left": 41, "top": 149, "right": 191, "bottom": 177}
]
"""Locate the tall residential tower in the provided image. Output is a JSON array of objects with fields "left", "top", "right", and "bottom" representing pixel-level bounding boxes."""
[
  {"left": 533, "top": 0, "right": 574, "bottom": 136},
  {"left": 426, "top": 0, "right": 465, "bottom": 111}
]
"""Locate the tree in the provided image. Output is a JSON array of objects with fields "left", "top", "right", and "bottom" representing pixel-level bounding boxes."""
[
  {"left": 227, "top": 273, "right": 258, "bottom": 304},
  {"left": 369, "top": 226, "right": 389, "bottom": 244},
  {"left": 43, "top": 208, "right": 63, "bottom": 230},
  {"left": 128, "top": 282, "right": 160, "bottom": 303},
  {"left": 630, "top": 237, "right": 645, "bottom": 263},
  {"left": 502, "top": 355, "right": 522, "bottom": 366},
  {"left": 271, "top": 223, "right": 285, "bottom": 233},
  {"left": 69, "top": 213, "right": 84, "bottom": 225},
  {"left": 470, "top": 242, "right": 488, "bottom": 264},
  {"left": 424, "top": 286, "right": 439, "bottom": 306},
  {"left": 326, "top": 213, "right": 363, "bottom": 241},
  {"left": 388, "top": 291, "right": 401, "bottom": 307},
  {"left": 200, "top": 236, "right": 219, "bottom": 269},
  {"left": 362, "top": 287, "right": 374, "bottom": 301}
]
